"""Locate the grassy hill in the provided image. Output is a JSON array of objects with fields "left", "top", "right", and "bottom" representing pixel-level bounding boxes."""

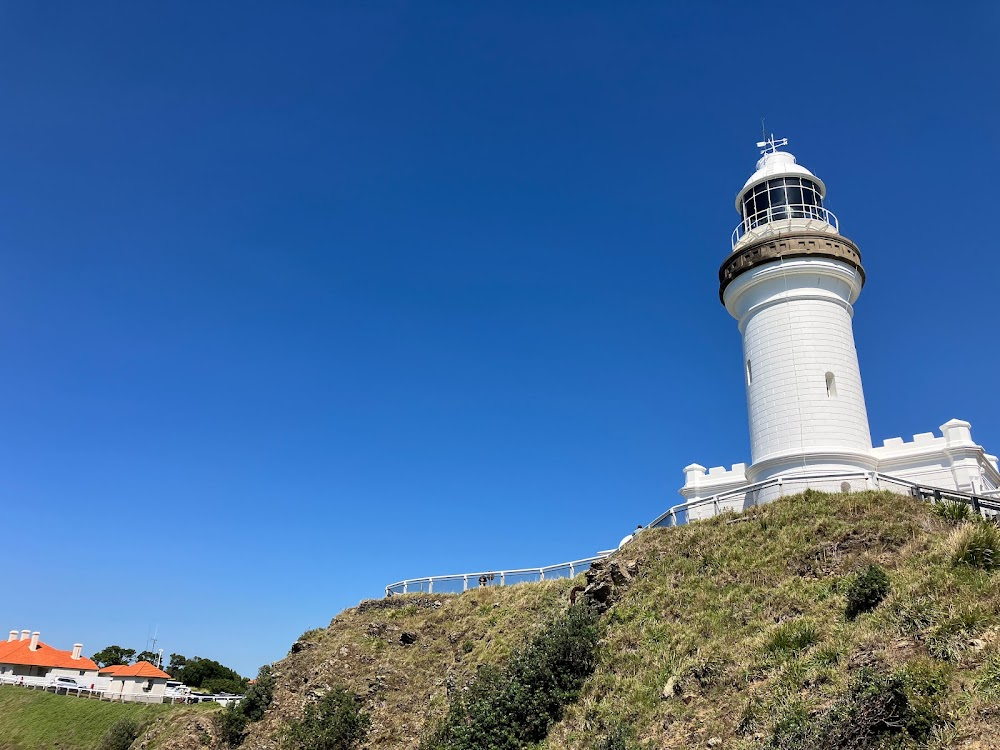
[
  {"left": 242, "top": 490, "right": 1000, "bottom": 750},
  {"left": 4, "top": 489, "right": 997, "bottom": 749},
  {"left": 0, "top": 689, "right": 219, "bottom": 750}
]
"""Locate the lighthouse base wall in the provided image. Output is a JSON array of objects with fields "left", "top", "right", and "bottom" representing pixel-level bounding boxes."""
[{"left": 673, "top": 419, "right": 1000, "bottom": 523}]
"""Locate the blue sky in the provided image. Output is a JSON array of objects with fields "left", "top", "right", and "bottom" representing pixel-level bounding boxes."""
[{"left": 2, "top": 2, "right": 997, "bottom": 677}]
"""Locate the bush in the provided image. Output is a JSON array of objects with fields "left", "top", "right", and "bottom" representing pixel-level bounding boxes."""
[
  {"left": 844, "top": 564, "right": 891, "bottom": 620},
  {"left": 99, "top": 717, "right": 141, "bottom": 750},
  {"left": 218, "top": 664, "right": 276, "bottom": 747},
  {"left": 283, "top": 687, "right": 370, "bottom": 750},
  {"left": 771, "top": 668, "right": 939, "bottom": 750},
  {"left": 952, "top": 524, "right": 1000, "bottom": 571},
  {"left": 932, "top": 499, "right": 974, "bottom": 524},
  {"left": 421, "top": 603, "right": 602, "bottom": 750}
]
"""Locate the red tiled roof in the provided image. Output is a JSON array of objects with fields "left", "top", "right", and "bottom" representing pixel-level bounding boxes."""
[
  {"left": 100, "top": 661, "right": 171, "bottom": 679},
  {"left": 0, "top": 639, "right": 98, "bottom": 671}
]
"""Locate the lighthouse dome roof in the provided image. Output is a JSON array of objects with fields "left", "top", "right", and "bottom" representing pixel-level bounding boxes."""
[{"left": 735, "top": 150, "right": 826, "bottom": 211}]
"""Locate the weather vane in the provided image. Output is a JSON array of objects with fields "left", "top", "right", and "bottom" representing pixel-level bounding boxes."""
[{"left": 756, "top": 132, "right": 788, "bottom": 155}]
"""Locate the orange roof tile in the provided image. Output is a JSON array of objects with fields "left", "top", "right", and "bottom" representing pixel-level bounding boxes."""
[
  {"left": 0, "top": 638, "right": 98, "bottom": 671},
  {"left": 101, "top": 661, "right": 171, "bottom": 679}
]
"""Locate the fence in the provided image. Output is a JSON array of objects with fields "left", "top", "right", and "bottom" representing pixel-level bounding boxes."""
[
  {"left": 384, "top": 470, "right": 1000, "bottom": 598},
  {"left": 0, "top": 674, "right": 232, "bottom": 705},
  {"left": 647, "top": 471, "right": 1000, "bottom": 530},
  {"left": 384, "top": 555, "right": 609, "bottom": 597}
]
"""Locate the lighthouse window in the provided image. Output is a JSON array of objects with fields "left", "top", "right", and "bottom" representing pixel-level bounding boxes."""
[
  {"left": 826, "top": 371, "right": 837, "bottom": 397},
  {"left": 746, "top": 360, "right": 753, "bottom": 385},
  {"left": 741, "top": 177, "right": 825, "bottom": 229}
]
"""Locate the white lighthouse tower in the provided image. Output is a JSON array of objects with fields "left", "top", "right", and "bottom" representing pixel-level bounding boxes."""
[
  {"left": 722, "top": 137, "right": 874, "bottom": 482},
  {"left": 675, "top": 137, "right": 1000, "bottom": 513}
]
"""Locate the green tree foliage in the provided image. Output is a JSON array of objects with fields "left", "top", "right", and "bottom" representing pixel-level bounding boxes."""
[
  {"left": 844, "top": 564, "right": 891, "bottom": 620},
  {"left": 421, "top": 603, "right": 602, "bottom": 750},
  {"left": 134, "top": 650, "right": 161, "bottom": 666},
  {"left": 282, "top": 687, "right": 370, "bottom": 750},
  {"left": 173, "top": 657, "right": 246, "bottom": 690},
  {"left": 90, "top": 646, "right": 136, "bottom": 668},
  {"left": 218, "top": 665, "right": 276, "bottom": 747},
  {"left": 167, "top": 653, "right": 187, "bottom": 675},
  {"left": 98, "top": 717, "right": 141, "bottom": 750}
]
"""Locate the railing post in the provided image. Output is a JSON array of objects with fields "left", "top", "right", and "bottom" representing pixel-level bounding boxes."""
[
  {"left": 569, "top": 563, "right": 575, "bottom": 577},
  {"left": 463, "top": 575, "right": 468, "bottom": 592},
  {"left": 778, "top": 477, "right": 784, "bottom": 497},
  {"left": 428, "top": 577, "right": 433, "bottom": 594},
  {"left": 539, "top": 567, "right": 544, "bottom": 582},
  {"left": 403, "top": 581, "right": 408, "bottom": 594},
  {"left": 500, "top": 572, "right": 506, "bottom": 587}
]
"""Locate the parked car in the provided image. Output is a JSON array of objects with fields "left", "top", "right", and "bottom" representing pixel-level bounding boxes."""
[{"left": 49, "top": 676, "right": 85, "bottom": 691}]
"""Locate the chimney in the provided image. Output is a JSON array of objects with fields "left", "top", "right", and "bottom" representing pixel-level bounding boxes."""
[
  {"left": 7, "top": 631, "right": 16, "bottom": 642},
  {"left": 29, "top": 632, "right": 40, "bottom": 651},
  {"left": 19, "top": 630, "right": 30, "bottom": 641},
  {"left": 72, "top": 644, "right": 83, "bottom": 660}
]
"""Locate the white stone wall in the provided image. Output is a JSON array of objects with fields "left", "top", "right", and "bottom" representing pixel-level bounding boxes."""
[{"left": 724, "top": 257, "right": 873, "bottom": 479}]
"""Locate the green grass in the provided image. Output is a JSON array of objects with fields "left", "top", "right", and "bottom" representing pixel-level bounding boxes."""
[{"left": 0, "top": 688, "right": 214, "bottom": 750}]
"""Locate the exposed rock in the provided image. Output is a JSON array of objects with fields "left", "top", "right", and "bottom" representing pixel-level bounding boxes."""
[
  {"left": 662, "top": 675, "right": 678, "bottom": 699},
  {"left": 579, "top": 557, "right": 640, "bottom": 612},
  {"left": 707, "top": 737, "right": 722, "bottom": 747},
  {"left": 400, "top": 632, "right": 418, "bottom": 646}
]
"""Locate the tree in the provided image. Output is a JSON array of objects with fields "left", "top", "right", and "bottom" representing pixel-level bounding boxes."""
[
  {"left": 175, "top": 657, "right": 246, "bottom": 690},
  {"left": 91, "top": 646, "right": 136, "bottom": 668},
  {"left": 135, "top": 650, "right": 161, "bottom": 666},
  {"left": 167, "top": 653, "right": 187, "bottom": 679}
]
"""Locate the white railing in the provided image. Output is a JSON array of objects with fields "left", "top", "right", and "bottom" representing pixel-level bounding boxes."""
[
  {"left": 384, "top": 555, "right": 610, "bottom": 597},
  {"left": 647, "top": 470, "right": 1000, "bottom": 530},
  {"left": 0, "top": 674, "right": 227, "bottom": 705},
  {"left": 383, "top": 471, "right": 999, "bottom": 598},
  {"left": 731, "top": 205, "right": 839, "bottom": 248}
]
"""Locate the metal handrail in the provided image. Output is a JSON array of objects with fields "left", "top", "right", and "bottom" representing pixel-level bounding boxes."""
[
  {"left": 731, "top": 205, "right": 839, "bottom": 248},
  {"left": 384, "top": 554, "right": 610, "bottom": 597},
  {"left": 383, "top": 470, "right": 999, "bottom": 598}
]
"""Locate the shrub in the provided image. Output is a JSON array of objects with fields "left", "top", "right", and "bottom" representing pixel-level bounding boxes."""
[
  {"left": 771, "top": 668, "right": 939, "bottom": 750},
  {"left": 218, "top": 664, "right": 276, "bottom": 747},
  {"left": 844, "top": 564, "right": 891, "bottom": 620},
  {"left": 952, "top": 524, "right": 1000, "bottom": 571},
  {"left": 283, "top": 687, "right": 370, "bottom": 750},
  {"left": 99, "top": 717, "right": 141, "bottom": 750},
  {"left": 421, "top": 603, "right": 602, "bottom": 750},
  {"left": 932, "top": 499, "right": 974, "bottom": 524}
]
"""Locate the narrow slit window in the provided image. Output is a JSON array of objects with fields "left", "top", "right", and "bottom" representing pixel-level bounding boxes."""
[
  {"left": 825, "top": 371, "right": 837, "bottom": 397},
  {"left": 746, "top": 360, "right": 753, "bottom": 385}
]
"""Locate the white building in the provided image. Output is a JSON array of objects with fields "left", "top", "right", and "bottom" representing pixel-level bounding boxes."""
[
  {"left": 675, "top": 138, "right": 999, "bottom": 518},
  {"left": 99, "top": 661, "right": 173, "bottom": 700},
  {"left": 0, "top": 629, "right": 99, "bottom": 685}
]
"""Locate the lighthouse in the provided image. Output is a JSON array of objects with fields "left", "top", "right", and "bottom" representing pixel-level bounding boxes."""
[
  {"left": 675, "top": 138, "right": 999, "bottom": 512},
  {"left": 722, "top": 137, "right": 874, "bottom": 482}
]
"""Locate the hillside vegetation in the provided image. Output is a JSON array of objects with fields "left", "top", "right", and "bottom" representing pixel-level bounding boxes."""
[
  {"left": 0, "top": 689, "right": 219, "bottom": 750},
  {"left": 241, "top": 490, "right": 1000, "bottom": 750}
]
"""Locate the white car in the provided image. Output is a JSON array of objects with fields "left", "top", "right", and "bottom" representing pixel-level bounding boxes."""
[{"left": 49, "top": 676, "right": 86, "bottom": 691}]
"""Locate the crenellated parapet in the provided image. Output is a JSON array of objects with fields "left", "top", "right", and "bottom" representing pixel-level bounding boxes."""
[{"left": 680, "top": 462, "right": 748, "bottom": 502}]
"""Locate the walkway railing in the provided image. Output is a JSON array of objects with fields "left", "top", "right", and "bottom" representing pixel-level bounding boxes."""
[
  {"left": 384, "top": 555, "right": 610, "bottom": 597},
  {"left": 647, "top": 471, "right": 1000, "bottom": 530},
  {"left": 731, "top": 205, "right": 839, "bottom": 248},
  {"left": 383, "top": 471, "right": 999, "bottom": 598}
]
